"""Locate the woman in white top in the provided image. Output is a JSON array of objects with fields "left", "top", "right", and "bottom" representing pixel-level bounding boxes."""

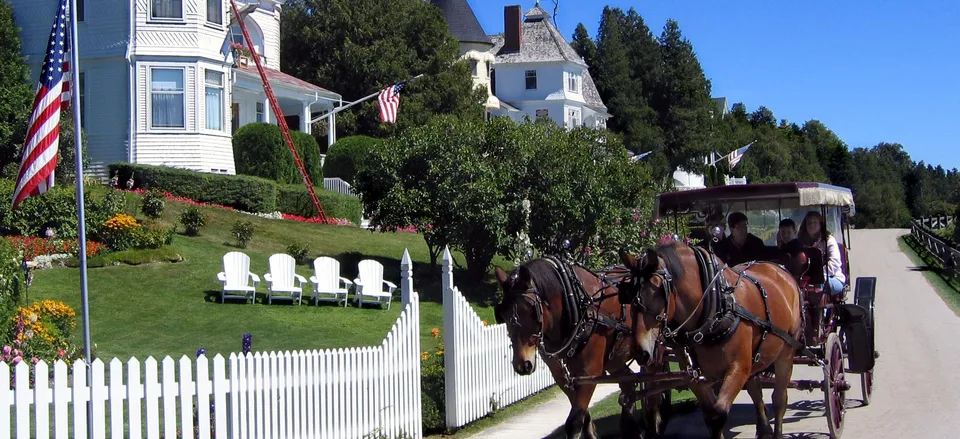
[{"left": 798, "top": 211, "right": 846, "bottom": 295}]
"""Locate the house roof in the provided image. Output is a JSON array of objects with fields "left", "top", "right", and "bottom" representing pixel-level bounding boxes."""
[
  {"left": 429, "top": 0, "right": 492, "bottom": 46},
  {"left": 234, "top": 64, "right": 340, "bottom": 98}
]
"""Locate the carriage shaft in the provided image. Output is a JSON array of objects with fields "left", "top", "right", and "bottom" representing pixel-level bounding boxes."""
[{"left": 569, "top": 370, "right": 699, "bottom": 386}]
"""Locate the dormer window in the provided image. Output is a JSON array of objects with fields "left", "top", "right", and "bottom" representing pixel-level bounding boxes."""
[
  {"left": 567, "top": 72, "right": 581, "bottom": 93},
  {"left": 151, "top": 0, "right": 183, "bottom": 20},
  {"left": 525, "top": 70, "right": 537, "bottom": 90}
]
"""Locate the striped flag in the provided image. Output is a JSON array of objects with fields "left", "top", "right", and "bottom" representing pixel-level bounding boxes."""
[
  {"left": 630, "top": 151, "right": 653, "bottom": 161},
  {"left": 12, "top": 0, "right": 71, "bottom": 210},
  {"left": 726, "top": 141, "right": 755, "bottom": 168},
  {"left": 377, "top": 81, "right": 405, "bottom": 123}
]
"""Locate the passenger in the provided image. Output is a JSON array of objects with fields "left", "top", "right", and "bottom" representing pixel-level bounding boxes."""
[
  {"left": 777, "top": 218, "right": 803, "bottom": 253},
  {"left": 713, "top": 212, "right": 766, "bottom": 266},
  {"left": 798, "top": 211, "right": 846, "bottom": 295}
]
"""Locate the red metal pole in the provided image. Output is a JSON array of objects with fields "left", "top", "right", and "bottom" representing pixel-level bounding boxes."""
[{"left": 229, "top": 0, "right": 327, "bottom": 222}]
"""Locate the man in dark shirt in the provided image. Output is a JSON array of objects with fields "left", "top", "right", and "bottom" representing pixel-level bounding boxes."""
[
  {"left": 777, "top": 218, "right": 803, "bottom": 254},
  {"left": 714, "top": 212, "right": 767, "bottom": 266}
]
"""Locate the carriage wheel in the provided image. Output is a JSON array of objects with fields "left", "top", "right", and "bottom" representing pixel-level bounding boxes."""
[
  {"left": 824, "top": 333, "right": 847, "bottom": 438},
  {"left": 860, "top": 369, "right": 873, "bottom": 406}
]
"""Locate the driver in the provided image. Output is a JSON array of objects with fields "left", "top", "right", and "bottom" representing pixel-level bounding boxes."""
[{"left": 713, "top": 212, "right": 766, "bottom": 266}]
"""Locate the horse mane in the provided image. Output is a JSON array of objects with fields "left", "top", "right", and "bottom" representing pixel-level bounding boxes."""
[
  {"left": 520, "top": 258, "right": 566, "bottom": 301},
  {"left": 654, "top": 241, "right": 688, "bottom": 280}
]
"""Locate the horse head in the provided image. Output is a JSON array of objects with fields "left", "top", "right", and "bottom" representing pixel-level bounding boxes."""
[
  {"left": 494, "top": 262, "right": 557, "bottom": 375},
  {"left": 617, "top": 245, "right": 680, "bottom": 366}
]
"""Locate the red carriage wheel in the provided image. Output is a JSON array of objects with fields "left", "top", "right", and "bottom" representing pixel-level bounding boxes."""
[
  {"left": 823, "top": 333, "right": 847, "bottom": 438},
  {"left": 860, "top": 369, "right": 873, "bottom": 406}
]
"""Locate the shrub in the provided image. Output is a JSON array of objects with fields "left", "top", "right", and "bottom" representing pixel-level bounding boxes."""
[
  {"left": 232, "top": 220, "right": 256, "bottom": 248},
  {"left": 233, "top": 123, "right": 323, "bottom": 185},
  {"left": 0, "top": 238, "right": 26, "bottom": 316},
  {"left": 107, "top": 163, "right": 277, "bottom": 213},
  {"left": 180, "top": 207, "right": 206, "bottom": 236},
  {"left": 135, "top": 223, "right": 175, "bottom": 249},
  {"left": 276, "top": 184, "right": 362, "bottom": 225},
  {"left": 101, "top": 213, "right": 141, "bottom": 251},
  {"left": 286, "top": 243, "right": 310, "bottom": 265},
  {"left": 322, "top": 135, "right": 382, "bottom": 186},
  {"left": 141, "top": 189, "right": 166, "bottom": 219},
  {"left": 5, "top": 300, "right": 82, "bottom": 366}
]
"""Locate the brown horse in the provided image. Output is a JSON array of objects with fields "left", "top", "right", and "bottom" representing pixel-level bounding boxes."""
[
  {"left": 494, "top": 257, "right": 670, "bottom": 439},
  {"left": 618, "top": 242, "right": 804, "bottom": 439}
]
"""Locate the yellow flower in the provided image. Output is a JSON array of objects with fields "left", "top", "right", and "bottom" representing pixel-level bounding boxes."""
[{"left": 421, "top": 351, "right": 429, "bottom": 361}]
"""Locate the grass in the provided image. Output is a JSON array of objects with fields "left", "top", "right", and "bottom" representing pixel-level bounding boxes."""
[
  {"left": 898, "top": 233, "right": 960, "bottom": 315},
  {"left": 424, "top": 387, "right": 563, "bottom": 438},
  {"left": 24, "top": 188, "right": 505, "bottom": 361}
]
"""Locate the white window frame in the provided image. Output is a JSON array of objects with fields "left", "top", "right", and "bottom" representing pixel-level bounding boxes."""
[
  {"left": 256, "top": 102, "right": 265, "bottom": 123},
  {"left": 204, "top": 69, "right": 224, "bottom": 131},
  {"left": 150, "top": 0, "right": 184, "bottom": 21},
  {"left": 205, "top": 0, "right": 223, "bottom": 26},
  {"left": 567, "top": 72, "right": 580, "bottom": 93},
  {"left": 525, "top": 70, "right": 537, "bottom": 90},
  {"left": 148, "top": 66, "right": 187, "bottom": 131},
  {"left": 567, "top": 108, "right": 581, "bottom": 128},
  {"left": 470, "top": 60, "right": 479, "bottom": 77}
]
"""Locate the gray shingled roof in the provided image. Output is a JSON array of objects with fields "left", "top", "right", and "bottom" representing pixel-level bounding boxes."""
[
  {"left": 488, "top": 5, "right": 606, "bottom": 112},
  {"left": 429, "top": 0, "right": 492, "bottom": 46}
]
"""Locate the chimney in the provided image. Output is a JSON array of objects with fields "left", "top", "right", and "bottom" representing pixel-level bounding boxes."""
[{"left": 504, "top": 5, "right": 522, "bottom": 52}]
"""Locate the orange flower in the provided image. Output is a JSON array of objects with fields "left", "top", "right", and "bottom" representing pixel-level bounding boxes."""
[
  {"left": 482, "top": 320, "right": 488, "bottom": 326},
  {"left": 430, "top": 328, "right": 440, "bottom": 338}
]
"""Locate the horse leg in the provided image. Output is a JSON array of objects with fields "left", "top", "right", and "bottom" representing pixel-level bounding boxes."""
[
  {"left": 564, "top": 383, "right": 598, "bottom": 439},
  {"left": 772, "top": 350, "right": 795, "bottom": 438},
  {"left": 745, "top": 377, "right": 773, "bottom": 439},
  {"left": 617, "top": 380, "right": 643, "bottom": 439},
  {"left": 706, "top": 363, "right": 752, "bottom": 439}
]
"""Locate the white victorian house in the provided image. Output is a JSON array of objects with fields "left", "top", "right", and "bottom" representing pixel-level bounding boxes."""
[
  {"left": 11, "top": 0, "right": 340, "bottom": 175},
  {"left": 486, "top": 4, "right": 610, "bottom": 129}
]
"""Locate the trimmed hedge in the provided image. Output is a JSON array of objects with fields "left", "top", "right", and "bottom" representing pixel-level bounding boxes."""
[
  {"left": 108, "top": 163, "right": 277, "bottom": 213},
  {"left": 277, "top": 184, "right": 362, "bottom": 225},
  {"left": 322, "top": 135, "right": 382, "bottom": 186},
  {"left": 233, "top": 123, "right": 323, "bottom": 185}
]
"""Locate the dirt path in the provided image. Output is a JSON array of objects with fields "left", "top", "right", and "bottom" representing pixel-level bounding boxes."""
[{"left": 663, "top": 228, "right": 960, "bottom": 438}]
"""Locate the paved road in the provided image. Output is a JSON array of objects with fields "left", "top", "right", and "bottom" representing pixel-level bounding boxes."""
[
  {"left": 663, "top": 229, "right": 960, "bottom": 438},
  {"left": 468, "top": 229, "right": 960, "bottom": 438}
]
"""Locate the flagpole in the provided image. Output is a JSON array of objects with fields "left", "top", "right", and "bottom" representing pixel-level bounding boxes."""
[
  {"left": 68, "top": 0, "right": 94, "bottom": 435},
  {"left": 309, "top": 74, "right": 425, "bottom": 124}
]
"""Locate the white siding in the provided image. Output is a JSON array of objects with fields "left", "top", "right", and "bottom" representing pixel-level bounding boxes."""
[
  {"left": 135, "top": 133, "right": 235, "bottom": 174},
  {"left": 491, "top": 62, "right": 566, "bottom": 102},
  {"left": 11, "top": 0, "right": 130, "bottom": 60}
]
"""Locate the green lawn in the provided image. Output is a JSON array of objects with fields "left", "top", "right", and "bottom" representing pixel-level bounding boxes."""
[
  {"left": 24, "top": 189, "right": 503, "bottom": 361},
  {"left": 898, "top": 234, "right": 960, "bottom": 315}
]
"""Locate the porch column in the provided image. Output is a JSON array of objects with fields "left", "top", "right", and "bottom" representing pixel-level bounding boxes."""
[
  {"left": 302, "top": 102, "right": 310, "bottom": 134},
  {"left": 328, "top": 112, "right": 337, "bottom": 148},
  {"left": 263, "top": 96, "right": 271, "bottom": 124}
]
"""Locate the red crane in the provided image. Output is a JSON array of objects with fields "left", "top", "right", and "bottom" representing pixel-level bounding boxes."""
[{"left": 229, "top": 0, "right": 327, "bottom": 222}]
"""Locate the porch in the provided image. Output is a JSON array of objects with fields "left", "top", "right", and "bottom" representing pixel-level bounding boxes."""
[{"left": 231, "top": 64, "right": 341, "bottom": 137}]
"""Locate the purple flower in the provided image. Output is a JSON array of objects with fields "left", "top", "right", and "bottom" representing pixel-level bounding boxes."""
[
  {"left": 242, "top": 333, "right": 252, "bottom": 355},
  {"left": 196, "top": 347, "right": 206, "bottom": 358}
]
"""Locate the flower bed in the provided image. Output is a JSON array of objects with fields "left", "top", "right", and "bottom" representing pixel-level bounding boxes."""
[{"left": 4, "top": 236, "right": 108, "bottom": 260}]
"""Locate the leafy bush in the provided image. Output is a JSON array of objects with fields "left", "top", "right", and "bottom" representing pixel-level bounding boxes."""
[
  {"left": 0, "top": 238, "right": 27, "bottom": 317},
  {"left": 180, "top": 207, "right": 206, "bottom": 236},
  {"left": 232, "top": 220, "right": 256, "bottom": 248},
  {"left": 286, "top": 243, "right": 310, "bottom": 265},
  {"left": 233, "top": 123, "right": 323, "bottom": 185},
  {"left": 100, "top": 213, "right": 141, "bottom": 251},
  {"left": 276, "top": 184, "right": 362, "bottom": 225},
  {"left": 141, "top": 189, "right": 166, "bottom": 219},
  {"left": 421, "top": 328, "right": 446, "bottom": 434},
  {"left": 135, "top": 223, "right": 175, "bottom": 249},
  {"left": 108, "top": 163, "right": 277, "bottom": 213},
  {"left": 322, "top": 135, "right": 382, "bottom": 186}
]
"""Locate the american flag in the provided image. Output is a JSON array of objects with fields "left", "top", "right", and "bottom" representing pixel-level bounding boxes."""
[
  {"left": 726, "top": 141, "right": 754, "bottom": 168},
  {"left": 12, "top": 0, "right": 71, "bottom": 210},
  {"left": 377, "top": 82, "right": 405, "bottom": 123}
]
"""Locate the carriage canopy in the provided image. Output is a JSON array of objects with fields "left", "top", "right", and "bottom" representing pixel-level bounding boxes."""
[{"left": 654, "top": 182, "right": 856, "bottom": 218}]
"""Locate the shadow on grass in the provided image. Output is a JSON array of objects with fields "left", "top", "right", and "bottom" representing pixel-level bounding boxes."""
[{"left": 543, "top": 399, "right": 700, "bottom": 439}]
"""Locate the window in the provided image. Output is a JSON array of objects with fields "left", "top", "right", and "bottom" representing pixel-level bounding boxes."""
[
  {"left": 490, "top": 69, "right": 496, "bottom": 94},
  {"left": 206, "top": 0, "right": 222, "bottom": 25},
  {"left": 78, "top": 72, "right": 85, "bottom": 128},
  {"left": 525, "top": 70, "right": 537, "bottom": 89},
  {"left": 76, "top": 0, "right": 84, "bottom": 21},
  {"left": 567, "top": 108, "right": 581, "bottom": 128},
  {"left": 230, "top": 23, "right": 264, "bottom": 59},
  {"left": 152, "top": 0, "right": 183, "bottom": 20},
  {"left": 256, "top": 102, "right": 264, "bottom": 122},
  {"left": 535, "top": 109, "right": 549, "bottom": 120},
  {"left": 470, "top": 60, "right": 478, "bottom": 77},
  {"left": 568, "top": 73, "right": 580, "bottom": 93},
  {"left": 204, "top": 70, "right": 224, "bottom": 130},
  {"left": 150, "top": 68, "right": 185, "bottom": 129}
]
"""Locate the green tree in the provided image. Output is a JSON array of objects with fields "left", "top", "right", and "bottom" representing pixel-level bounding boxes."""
[
  {"left": 570, "top": 23, "right": 596, "bottom": 68},
  {"left": 280, "top": 0, "right": 485, "bottom": 139},
  {"left": 0, "top": 0, "right": 34, "bottom": 173}
]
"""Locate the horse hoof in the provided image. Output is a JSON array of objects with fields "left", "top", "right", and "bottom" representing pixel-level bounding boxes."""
[{"left": 756, "top": 427, "right": 774, "bottom": 439}]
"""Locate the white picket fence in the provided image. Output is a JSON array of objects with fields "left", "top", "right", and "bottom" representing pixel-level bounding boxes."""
[
  {"left": 441, "top": 248, "right": 554, "bottom": 428},
  {"left": 323, "top": 178, "right": 357, "bottom": 198},
  {"left": 3, "top": 251, "right": 422, "bottom": 439}
]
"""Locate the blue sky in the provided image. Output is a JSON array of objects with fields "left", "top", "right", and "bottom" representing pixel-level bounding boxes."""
[{"left": 469, "top": 1, "right": 960, "bottom": 171}]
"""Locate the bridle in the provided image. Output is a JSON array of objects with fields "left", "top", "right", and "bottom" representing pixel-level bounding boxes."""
[{"left": 502, "top": 283, "right": 546, "bottom": 348}]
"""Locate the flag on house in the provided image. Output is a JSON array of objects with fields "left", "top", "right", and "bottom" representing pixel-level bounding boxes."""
[
  {"left": 12, "top": 0, "right": 71, "bottom": 210},
  {"left": 377, "top": 81, "right": 406, "bottom": 123},
  {"left": 726, "top": 141, "right": 755, "bottom": 168},
  {"left": 630, "top": 151, "right": 653, "bottom": 161}
]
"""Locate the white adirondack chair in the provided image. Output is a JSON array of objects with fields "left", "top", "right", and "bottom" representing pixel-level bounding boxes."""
[
  {"left": 353, "top": 259, "right": 397, "bottom": 310},
  {"left": 263, "top": 253, "right": 307, "bottom": 305},
  {"left": 216, "top": 251, "right": 260, "bottom": 304},
  {"left": 309, "top": 257, "right": 353, "bottom": 306}
]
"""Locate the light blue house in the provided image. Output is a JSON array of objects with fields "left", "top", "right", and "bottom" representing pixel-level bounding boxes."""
[{"left": 10, "top": 0, "right": 341, "bottom": 175}]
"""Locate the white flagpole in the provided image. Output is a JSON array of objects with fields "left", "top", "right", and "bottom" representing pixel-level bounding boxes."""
[{"left": 67, "top": 0, "right": 94, "bottom": 435}]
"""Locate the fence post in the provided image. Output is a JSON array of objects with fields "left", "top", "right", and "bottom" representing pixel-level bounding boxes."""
[
  {"left": 401, "top": 248, "right": 413, "bottom": 307},
  {"left": 441, "top": 247, "right": 458, "bottom": 428}
]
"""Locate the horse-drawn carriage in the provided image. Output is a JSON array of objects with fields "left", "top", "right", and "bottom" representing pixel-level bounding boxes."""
[{"left": 494, "top": 182, "right": 877, "bottom": 439}]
